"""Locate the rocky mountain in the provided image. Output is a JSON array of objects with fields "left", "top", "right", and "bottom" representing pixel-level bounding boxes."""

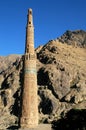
[
  {"left": 58, "top": 30, "right": 86, "bottom": 47},
  {"left": 0, "top": 30, "right": 86, "bottom": 129}
]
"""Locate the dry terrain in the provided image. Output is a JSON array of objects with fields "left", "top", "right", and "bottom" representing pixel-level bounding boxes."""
[{"left": 0, "top": 30, "right": 86, "bottom": 129}]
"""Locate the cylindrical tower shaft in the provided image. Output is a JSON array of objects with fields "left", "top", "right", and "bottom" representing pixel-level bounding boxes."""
[
  {"left": 25, "top": 9, "right": 34, "bottom": 54},
  {"left": 20, "top": 8, "right": 38, "bottom": 128}
]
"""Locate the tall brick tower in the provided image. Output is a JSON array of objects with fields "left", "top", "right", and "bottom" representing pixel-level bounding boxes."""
[{"left": 20, "top": 8, "right": 38, "bottom": 128}]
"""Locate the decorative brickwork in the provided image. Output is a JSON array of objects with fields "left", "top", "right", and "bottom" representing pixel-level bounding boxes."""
[{"left": 20, "top": 8, "right": 38, "bottom": 128}]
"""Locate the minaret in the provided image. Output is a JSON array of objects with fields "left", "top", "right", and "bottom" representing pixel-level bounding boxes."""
[{"left": 20, "top": 8, "right": 38, "bottom": 128}]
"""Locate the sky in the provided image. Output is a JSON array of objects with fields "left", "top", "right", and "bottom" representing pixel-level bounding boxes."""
[{"left": 0, "top": 0, "right": 86, "bottom": 56}]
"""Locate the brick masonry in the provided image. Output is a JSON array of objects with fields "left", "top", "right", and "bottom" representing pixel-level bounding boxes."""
[
  {"left": 19, "top": 124, "right": 52, "bottom": 130},
  {"left": 20, "top": 9, "right": 38, "bottom": 128}
]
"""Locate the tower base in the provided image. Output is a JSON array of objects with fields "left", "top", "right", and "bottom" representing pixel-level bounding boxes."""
[{"left": 19, "top": 124, "right": 52, "bottom": 130}]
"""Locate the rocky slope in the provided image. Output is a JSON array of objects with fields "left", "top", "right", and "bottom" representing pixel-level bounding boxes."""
[
  {"left": 0, "top": 30, "right": 86, "bottom": 129},
  {"left": 58, "top": 30, "right": 86, "bottom": 47}
]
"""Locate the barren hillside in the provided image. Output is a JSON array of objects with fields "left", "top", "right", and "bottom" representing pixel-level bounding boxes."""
[{"left": 0, "top": 30, "right": 86, "bottom": 129}]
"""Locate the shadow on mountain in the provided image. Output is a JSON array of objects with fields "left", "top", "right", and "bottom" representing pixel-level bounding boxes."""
[
  {"left": 7, "top": 125, "right": 19, "bottom": 130},
  {"left": 10, "top": 60, "right": 24, "bottom": 118},
  {"left": 10, "top": 89, "right": 21, "bottom": 117},
  {"left": 37, "top": 67, "right": 49, "bottom": 85},
  {"left": 52, "top": 109, "right": 86, "bottom": 130}
]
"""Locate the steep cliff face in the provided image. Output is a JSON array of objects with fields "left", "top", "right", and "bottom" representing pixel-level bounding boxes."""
[{"left": 0, "top": 30, "right": 86, "bottom": 129}]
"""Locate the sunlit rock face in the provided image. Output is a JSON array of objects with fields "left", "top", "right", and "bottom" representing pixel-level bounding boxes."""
[
  {"left": 0, "top": 30, "right": 86, "bottom": 129},
  {"left": 58, "top": 30, "right": 86, "bottom": 48}
]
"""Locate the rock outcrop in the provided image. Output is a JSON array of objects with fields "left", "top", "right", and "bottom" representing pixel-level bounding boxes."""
[
  {"left": 0, "top": 30, "right": 86, "bottom": 129},
  {"left": 58, "top": 30, "right": 86, "bottom": 48}
]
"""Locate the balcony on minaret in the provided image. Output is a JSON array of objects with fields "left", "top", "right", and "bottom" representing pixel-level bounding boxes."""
[{"left": 25, "top": 53, "right": 36, "bottom": 60}]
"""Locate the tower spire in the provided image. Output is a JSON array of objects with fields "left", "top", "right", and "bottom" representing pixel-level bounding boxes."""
[
  {"left": 27, "top": 8, "right": 33, "bottom": 26},
  {"left": 25, "top": 8, "right": 34, "bottom": 54},
  {"left": 20, "top": 8, "right": 38, "bottom": 129}
]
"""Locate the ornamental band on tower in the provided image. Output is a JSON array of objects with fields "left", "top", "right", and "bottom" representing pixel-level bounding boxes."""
[{"left": 20, "top": 8, "right": 38, "bottom": 128}]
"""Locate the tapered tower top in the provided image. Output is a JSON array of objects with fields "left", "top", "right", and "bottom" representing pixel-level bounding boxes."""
[
  {"left": 27, "top": 8, "right": 33, "bottom": 26},
  {"left": 25, "top": 8, "right": 34, "bottom": 54}
]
